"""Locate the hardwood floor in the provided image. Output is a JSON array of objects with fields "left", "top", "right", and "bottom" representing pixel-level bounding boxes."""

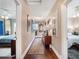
[
  {"left": 24, "top": 48, "right": 58, "bottom": 59},
  {"left": 24, "top": 38, "right": 58, "bottom": 59}
]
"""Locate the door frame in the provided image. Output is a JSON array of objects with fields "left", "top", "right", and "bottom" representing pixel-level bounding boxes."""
[
  {"left": 60, "top": 0, "right": 68, "bottom": 59},
  {"left": 15, "top": 0, "right": 22, "bottom": 59}
]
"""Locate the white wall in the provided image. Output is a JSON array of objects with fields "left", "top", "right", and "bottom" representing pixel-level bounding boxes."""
[
  {"left": 60, "top": 4, "right": 67, "bottom": 59},
  {"left": 49, "top": 7, "right": 62, "bottom": 59},
  {"left": 16, "top": 0, "right": 33, "bottom": 59},
  {"left": 47, "top": 0, "right": 67, "bottom": 59}
]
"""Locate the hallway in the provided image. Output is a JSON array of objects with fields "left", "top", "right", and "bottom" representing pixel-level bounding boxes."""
[
  {"left": 24, "top": 37, "right": 58, "bottom": 59},
  {"left": 0, "top": 0, "right": 68, "bottom": 59}
]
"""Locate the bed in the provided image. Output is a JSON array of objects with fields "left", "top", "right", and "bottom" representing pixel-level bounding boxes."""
[
  {"left": 67, "top": 33, "right": 79, "bottom": 48},
  {"left": 0, "top": 35, "right": 16, "bottom": 47}
]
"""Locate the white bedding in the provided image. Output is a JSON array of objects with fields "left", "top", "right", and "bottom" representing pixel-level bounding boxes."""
[
  {"left": 0, "top": 35, "right": 16, "bottom": 40},
  {"left": 67, "top": 33, "right": 79, "bottom": 48}
]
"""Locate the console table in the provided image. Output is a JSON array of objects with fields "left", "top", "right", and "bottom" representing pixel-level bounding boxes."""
[{"left": 43, "top": 36, "right": 52, "bottom": 48}]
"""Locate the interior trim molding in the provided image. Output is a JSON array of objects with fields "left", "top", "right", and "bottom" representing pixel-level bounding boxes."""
[
  {"left": 51, "top": 46, "right": 61, "bottom": 59},
  {"left": 21, "top": 37, "right": 35, "bottom": 59}
]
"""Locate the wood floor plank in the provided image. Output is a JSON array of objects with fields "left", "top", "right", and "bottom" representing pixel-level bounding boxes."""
[
  {"left": 24, "top": 38, "right": 58, "bottom": 59},
  {"left": 24, "top": 48, "right": 58, "bottom": 59}
]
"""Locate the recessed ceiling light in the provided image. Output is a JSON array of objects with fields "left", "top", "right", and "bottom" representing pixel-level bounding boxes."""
[
  {"left": 72, "top": 15, "right": 76, "bottom": 18},
  {"left": 5, "top": 16, "right": 9, "bottom": 19},
  {"left": 1, "top": 16, "right": 5, "bottom": 18}
]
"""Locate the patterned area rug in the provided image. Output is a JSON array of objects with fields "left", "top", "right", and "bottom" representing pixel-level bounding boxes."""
[
  {"left": 68, "top": 44, "right": 79, "bottom": 59},
  {"left": 0, "top": 48, "right": 11, "bottom": 57},
  {"left": 68, "top": 49, "right": 79, "bottom": 59},
  {"left": 28, "top": 38, "right": 44, "bottom": 54}
]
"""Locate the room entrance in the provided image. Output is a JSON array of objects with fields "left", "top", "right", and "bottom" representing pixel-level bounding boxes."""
[{"left": 0, "top": 0, "right": 16, "bottom": 59}]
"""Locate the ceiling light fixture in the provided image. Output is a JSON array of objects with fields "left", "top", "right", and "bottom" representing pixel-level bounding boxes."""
[
  {"left": 72, "top": 15, "right": 76, "bottom": 18},
  {"left": 5, "top": 16, "right": 9, "bottom": 19},
  {"left": 0, "top": 16, "right": 9, "bottom": 19},
  {"left": 1, "top": 16, "right": 5, "bottom": 19}
]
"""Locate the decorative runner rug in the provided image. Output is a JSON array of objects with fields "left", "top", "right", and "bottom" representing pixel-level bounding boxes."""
[{"left": 28, "top": 38, "right": 44, "bottom": 54}]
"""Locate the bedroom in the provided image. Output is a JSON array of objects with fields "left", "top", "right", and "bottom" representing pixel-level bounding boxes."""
[
  {"left": 67, "top": 0, "right": 79, "bottom": 59},
  {"left": 0, "top": 0, "right": 16, "bottom": 58}
]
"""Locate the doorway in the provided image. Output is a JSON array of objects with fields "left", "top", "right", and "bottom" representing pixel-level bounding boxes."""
[
  {"left": 67, "top": 0, "right": 79, "bottom": 59},
  {"left": 0, "top": 0, "right": 16, "bottom": 59}
]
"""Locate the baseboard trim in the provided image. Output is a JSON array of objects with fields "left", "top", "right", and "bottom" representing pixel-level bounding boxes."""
[
  {"left": 22, "top": 37, "right": 35, "bottom": 59},
  {"left": 51, "top": 46, "right": 61, "bottom": 59}
]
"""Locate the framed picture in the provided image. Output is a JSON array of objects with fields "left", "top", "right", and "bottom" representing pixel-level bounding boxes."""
[
  {"left": 27, "top": 14, "right": 29, "bottom": 32},
  {"left": 52, "top": 28, "right": 56, "bottom": 36},
  {"left": 27, "top": 14, "right": 31, "bottom": 32},
  {"left": 52, "top": 18, "right": 57, "bottom": 36}
]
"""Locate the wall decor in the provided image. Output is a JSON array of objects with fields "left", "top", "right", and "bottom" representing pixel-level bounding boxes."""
[
  {"left": 27, "top": 14, "right": 29, "bottom": 31},
  {"left": 52, "top": 28, "right": 56, "bottom": 36},
  {"left": 52, "top": 18, "right": 57, "bottom": 36},
  {"left": 27, "top": 14, "right": 31, "bottom": 32}
]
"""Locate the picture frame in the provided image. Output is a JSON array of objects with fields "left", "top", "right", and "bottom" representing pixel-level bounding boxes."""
[
  {"left": 27, "top": 14, "right": 29, "bottom": 32},
  {"left": 52, "top": 18, "right": 56, "bottom": 36},
  {"left": 27, "top": 14, "right": 31, "bottom": 32},
  {"left": 52, "top": 28, "right": 56, "bottom": 36}
]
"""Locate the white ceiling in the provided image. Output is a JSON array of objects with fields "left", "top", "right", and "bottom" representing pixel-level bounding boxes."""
[
  {"left": 0, "top": 0, "right": 16, "bottom": 19},
  {"left": 67, "top": 0, "right": 79, "bottom": 17},
  {"left": 67, "top": 0, "right": 79, "bottom": 29},
  {"left": 0, "top": 0, "right": 56, "bottom": 20},
  {"left": 27, "top": 0, "right": 56, "bottom": 18}
]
